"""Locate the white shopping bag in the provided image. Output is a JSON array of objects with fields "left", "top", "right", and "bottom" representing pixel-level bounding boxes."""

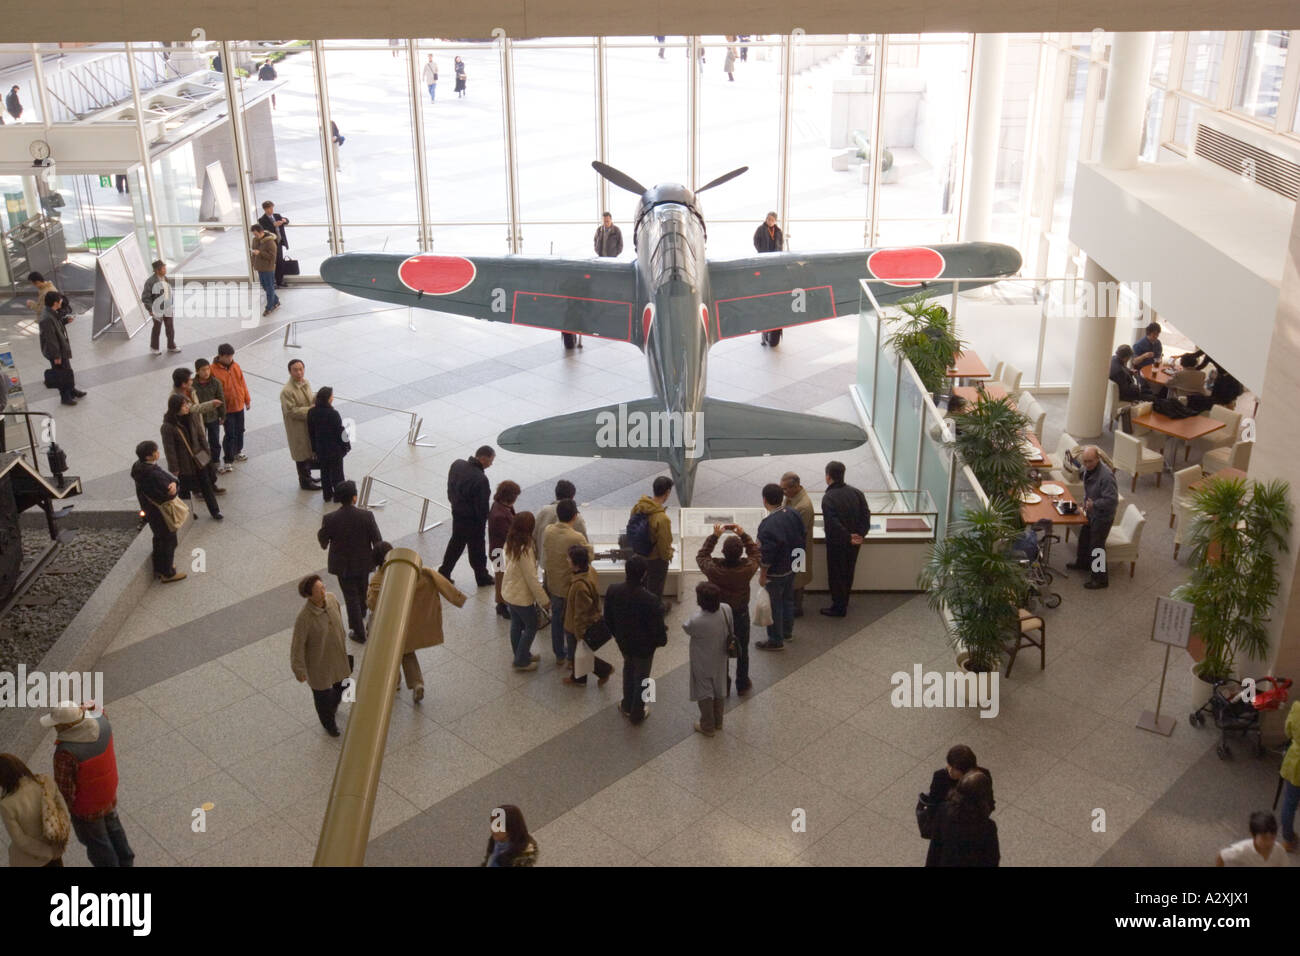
[
  {"left": 573, "top": 637, "right": 614, "bottom": 679},
  {"left": 752, "top": 587, "right": 773, "bottom": 627}
]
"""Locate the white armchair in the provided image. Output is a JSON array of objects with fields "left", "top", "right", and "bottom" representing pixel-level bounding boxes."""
[
  {"left": 988, "top": 355, "right": 1005, "bottom": 384},
  {"left": 1000, "top": 362, "right": 1023, "bottom": 392},
  {"left": 1203, "top": 439, "right": 1253, "bottom": 475},
  {"left": 1188, "top": 405, "right": 1240, "bottom": 462},
  {"left": 1112, "top": 432, "right": 1164, "bottom": 491},
  {"left": 1104, "top": 380, "right": 1134, "bottom": 432},
  {"left": 1171, "top": 464, "right": 1202, "bottom": 528},
  {"left": 1106, "top": 504, "right": 1146, "bottom": 578},
  {"left": 1173, "top": 498, "right": 1197, "bottom": 560},
  {"left": 1018, "top": 390, "right": 1046, "bottom": 440}
]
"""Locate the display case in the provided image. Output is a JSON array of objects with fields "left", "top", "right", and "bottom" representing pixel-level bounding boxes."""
[{"left": 579, "top": 507, "right": 682, "bottom": 597}]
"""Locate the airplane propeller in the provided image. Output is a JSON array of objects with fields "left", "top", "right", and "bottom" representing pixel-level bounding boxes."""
[
  {"left": 696, "top": 166, "right": 749, "bottom": 193},
  {"left": 591, "top": 161, "right": 648, "bottom": 196}
]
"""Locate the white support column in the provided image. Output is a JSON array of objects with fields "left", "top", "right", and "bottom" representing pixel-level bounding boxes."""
[
  {"left": 1099, "top": 32, "right": 1155, "bottom": 171},
  {"left": 406, "top": 40, "right": 433, "bottom": 251},
  {"left": 594, "top": 38, "right": 609, "bottom": 221},
  {"left": 1064, "top": 258, "right": 1117, "bottom": 437},
  {"left": 30, "top": 44, "right": 53, "bottom": 128},
  {"left": 687, "top": 36, "right": 700, "bottom": 192},
  {"left": 217, "top": 41, "right": 258, "bottom": 283},
  {"left": 866, "top": 35, "right": 886, "bottom": 246},
  {"left": 313, "top": 41, "right": 344, "bottom": 257},
  {"left": 500, "top": 37, "right": 521, "bottom": 253},
  {"left": 776, "top": 34, "right": 794, "bottom": 242},
  {"left": 960, "top": 33, "right": 1007, "bottom": 242}
]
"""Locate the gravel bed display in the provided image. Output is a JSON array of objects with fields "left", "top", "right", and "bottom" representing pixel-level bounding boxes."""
[{"left": 0, "top": 528, "right": 137, "bottom": 676}]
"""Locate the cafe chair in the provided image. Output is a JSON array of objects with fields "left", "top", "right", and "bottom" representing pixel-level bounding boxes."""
[
  {"left": 1000, "top": 362, "right": 1023, "bottom": 392},
  {"left": 1113, "top": 432, "right": 1164, "bottom": 491},
  {"left": 1203, "top": 439, "right": 1253, "bottom": 475},
  {"left": 987, "top": 354, "right": 1005, "bottom": 384},
  {"left": 1171, "top": 464, "right": 1203, "bottom": 528},
  {"left": 1018, "top": 390, "right": 1046, "bottom": 440},
  {"left": 1006, "top": 608, "right": 1046, "bottom": 677},
  {"left": 1188, "top": 405, "right": 1242, "bottom": 462},
  {"left": 1172, "top": 498, "right": 1197, "bottom": 560},
  {"left": 1104, "top": 380, "right": 1134, "bottom": 432},
  {"left": 1106, "top": 504, "right": 1146, "bottom": 578}
]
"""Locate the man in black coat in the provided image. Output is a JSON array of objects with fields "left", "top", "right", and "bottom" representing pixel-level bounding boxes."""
[
  {"left": 438, "top": 445, "right": 495, "bottom": 587},
  {"left": 820, "top": 460, "right": 870, "bottom": 617},
  {"left": 604, "top": 555, "right": 668, "bottom": 724},
  {"left": 753, "top": 211, "right": 785, "bottom": 345},
  {"left": 257, "top": 200, "right": 291, "bottom": 287},
  {"left": 1066, "top": 445, "right": 1118, "bottom": 590},
  {"left": 317, "top": 480, "right": 383, "bottom": 642},
  {"left": 38, "top": 292, "right": 84, "bottom": 405}
]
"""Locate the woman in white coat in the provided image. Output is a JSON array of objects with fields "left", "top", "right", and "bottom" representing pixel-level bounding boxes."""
[
  {"left": 683, "top": 581, "right": 732, "bottom": 736},
  {"left": 0, "top": 752, "right": 69, "bottom": 866},
  {"left": 501, "top": 512, "right": 550, "bottom": 672}
]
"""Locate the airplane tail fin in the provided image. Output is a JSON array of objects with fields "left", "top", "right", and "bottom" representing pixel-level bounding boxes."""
[{"left": 496, "top": 397, "right": 868, "bottom": 504}]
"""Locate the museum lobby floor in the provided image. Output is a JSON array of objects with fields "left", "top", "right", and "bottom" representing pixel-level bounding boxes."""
[{"left": 0, "top": 287, "right": 1253, "bottom": 866}]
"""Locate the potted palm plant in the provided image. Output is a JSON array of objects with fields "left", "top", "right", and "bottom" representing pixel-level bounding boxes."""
[
  {"left": 1172, "top": 477, "right": 1291, "bottom": 682},
  {"left": 920, "top": 498, "right": 1027, "bottom": 673},
  {"left": 950, "top": 394, "right": 1034, "bottom": 504},
  {"left": 885, "top": 294, "right": 964, "bottom": 399}
]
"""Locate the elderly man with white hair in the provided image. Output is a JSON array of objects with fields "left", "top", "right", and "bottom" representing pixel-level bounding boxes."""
[{"left": 1065, "top": 444, "right": 1119, "bottom": 589}]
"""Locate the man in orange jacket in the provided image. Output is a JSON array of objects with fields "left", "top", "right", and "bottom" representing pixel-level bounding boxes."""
[{"left": 209, "top": 342, "right": 251, "bottom": 472}]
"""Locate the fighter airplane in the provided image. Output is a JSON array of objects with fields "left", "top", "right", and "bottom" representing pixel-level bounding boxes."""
[{"left": 319, "top": 161, "right": 1022, "bottom": 504}]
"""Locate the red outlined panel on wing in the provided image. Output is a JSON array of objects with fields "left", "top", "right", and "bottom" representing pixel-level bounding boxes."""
[
  {"left": 713, "top": 284, "right": 835, "bottom": 339},
  {"left": 511, "top": 291, "right": 634, "bottom": 341},
  {"left": 397, "top": 255, "right": 477, "bottom": 295},
  {"left": 866, "top": 247, "right": 946, "bottom": 288}
]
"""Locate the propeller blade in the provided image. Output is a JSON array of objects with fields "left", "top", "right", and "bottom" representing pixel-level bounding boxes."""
[
  {"left": 592, "top": 160, "right": 647, "bottom": 196},
  {"left": 696, "top": 166, "right": 749, "bottom": 193}
]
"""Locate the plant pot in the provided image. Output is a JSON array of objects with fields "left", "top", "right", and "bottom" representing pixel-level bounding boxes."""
[{"left": 955, "top": 650, "right": 999, "bottom": 675}]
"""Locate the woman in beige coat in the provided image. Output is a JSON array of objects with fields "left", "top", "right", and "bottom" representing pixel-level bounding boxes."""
[
  {"left": 291, "top": 574, "right": 353, "bottom": 736},
  {"left": 366, "top": 542, "right": 467, "bottom": 702},
  {"left": 0, "top": 752, "right": 69, "bottom": 866},
  {"left": 500, "top": 512, "right": 549, "bottom": 672}
]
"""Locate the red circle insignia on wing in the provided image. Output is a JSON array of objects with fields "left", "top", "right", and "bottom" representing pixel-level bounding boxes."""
[
  {"left": 397, "top": 255, "right": 477, "bottom": 295},
  {"left": 867, "top": 247, "right": 946, "bottom": 288}
]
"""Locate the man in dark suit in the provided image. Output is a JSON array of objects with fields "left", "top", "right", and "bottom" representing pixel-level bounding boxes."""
[
  {"left": 438, "top": 445, "right": 496, "bottom": 587},
  {"left": 257, "top": 200, "right": 291, "bottom": 288},
  {"left": 39, "top": 292, "right": 84, "bottom": 405},
  {"left": 317, "top": 480, "right": 383, "bottom": 642},
  {"left": 604, "top": 555, "right": 668, "bottom": 723},
  {"left": 820, "top": 460, "right": 871, "bottom": 617},
  {"left": 753, "top": 211, "right": 784, "bottom": 345}
]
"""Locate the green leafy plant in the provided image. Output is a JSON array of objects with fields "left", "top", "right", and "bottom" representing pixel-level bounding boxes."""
[
  {"left": 1173, "top": 477, "right": 1291, "bottom": 681},
  {"left": 920, "top": 498, "right": 1027, "bottom": 673},
  {"left": 950, "top": 394, "right": 1034, "bottom": 504},
  {"left": 884, "top": 293, "right": 964, "bottom": 397}
]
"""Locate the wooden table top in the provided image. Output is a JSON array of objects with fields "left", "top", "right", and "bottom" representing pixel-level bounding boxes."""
[
  {"left": 1189, "top": 467, "right": 1249, "bottom": 492},
  {"left": 1131, "top": 410, "right": 1225, "bottom": 441},
  {"left": 1141, "top": 364, "right": 1174, "bottom": 386},
  {"left": 1022, "top": 430, "right": 1051, "bottom": 468},
  {"left": 952, "top": 383, "right": 1011, "bottom": 406},
  {"left": 946, "top": 351, "right": 991, "bottom": 379},
  {"left": 1020, "top": 480, "right": 1087, "bottom": 526}
]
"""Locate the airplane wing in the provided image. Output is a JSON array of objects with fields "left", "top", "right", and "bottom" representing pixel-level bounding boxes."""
[
  {"left": 319, "top": 252, "right": 639, "bottom": 341},
  {"left": 707, "top": 242, "right": 1021, "bottom": 340}
]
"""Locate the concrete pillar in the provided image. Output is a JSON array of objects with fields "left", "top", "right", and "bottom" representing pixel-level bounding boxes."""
[
  {"left": 961, "top": 34, "right": 1007, "bottom": 242},
  {"left": 1256, "top": 199, "right": 1300, "bottom": 742},
  {"left": 1064, "top": 258, "right": 1117, "bottom": 438},
  {"left": 1098, "top": 32, "right": 1154, "bottom": 171}
]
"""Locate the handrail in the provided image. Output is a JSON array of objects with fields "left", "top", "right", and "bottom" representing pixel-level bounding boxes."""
[
  {"left": 1, "top": 411, "right": 56, "bottom": 478},
  {"left": 313, "top": 547, "right": 422, "bottom": 866},
  {"left": 358, "top": 473, "right": 450, "bottom": 534}
]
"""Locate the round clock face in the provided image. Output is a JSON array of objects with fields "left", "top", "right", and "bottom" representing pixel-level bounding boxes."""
[{"left": 29, "top": 139, "right": 50, "bottom": 161}]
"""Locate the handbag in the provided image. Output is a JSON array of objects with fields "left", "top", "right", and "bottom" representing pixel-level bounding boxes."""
[
  {"left": 175, "top": 424, "right": 211, "bottom": 469},
  {"left": 916, "top": 792, "right": 940, "bottom": 840},
  {"left": 147, "top": 493, "right": 190, "bottom": 532},
  {"left": 584, "top": 618, "right": 613, "bottom": 651},
  {"left": 36, "top": 774, "right": 70, "bottom": 854},
  {"left": 281, "top": 257, "right": 301, "bottom": 276},
  {"left": 535, "top": 601, "right": 551, "bottom": 629}
]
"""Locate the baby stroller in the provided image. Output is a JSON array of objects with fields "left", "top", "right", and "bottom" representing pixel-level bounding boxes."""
[
  {"left": 1189, "top": 676, "right": 1292, "bottom": 759},
  {"left": 1011, "top": 519, "right": 1061, "bottom": 611}
]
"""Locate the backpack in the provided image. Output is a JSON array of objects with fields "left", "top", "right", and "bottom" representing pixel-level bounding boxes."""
[{"left": 626, "top": 512, "right": 654, "bottom": 556}]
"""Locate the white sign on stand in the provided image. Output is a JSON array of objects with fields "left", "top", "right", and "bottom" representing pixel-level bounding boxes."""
[{"left": 1138, "top": 596, "right": 1196, "bottom": 736}]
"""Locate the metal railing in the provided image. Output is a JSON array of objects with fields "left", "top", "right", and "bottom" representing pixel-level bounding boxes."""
[{"left": 356, "top": 430, "right": 450, "bottom": 534}]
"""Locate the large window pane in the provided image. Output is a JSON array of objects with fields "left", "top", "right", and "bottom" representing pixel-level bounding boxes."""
[
  {"left": 1232, "top": 30, "right": 1288, "bottom": 121},
  {"left": 787, "top": 37, "right": 877, "bottom": 238},
  {"left": 418, "top": 42, "right": 507, "bottom": 224},
  {"left": 698, "top": 37, "right": 780, "bottom": 222},
  {"left": 876, "top": 39, "right": 970, "bottom": 233},
  {"left": 513, "top": 44, "right": 597, "bottom": 223},
  {"left": 323, "top": 47, "right": 418, "bottom": 229},
  {"left": 1140, "top": 89, "right": 1166, "bottom": 161},
  {"left": 989, "top": 37, "right": 1042, "bottom": 247},
  {"left": 1181, "top": 31, "right": 1225, "bottom": 100},
  {"left": 1149, "top": 32, "right": 1173, "bottom": 86},
  {"left": 606, "top": 39, "right": 690, "bottom": 195}
]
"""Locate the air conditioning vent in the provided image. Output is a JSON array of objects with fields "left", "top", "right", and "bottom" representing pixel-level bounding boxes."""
[{"left": 1193, "top": 124, "right": 1300, "bottom": 201}]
